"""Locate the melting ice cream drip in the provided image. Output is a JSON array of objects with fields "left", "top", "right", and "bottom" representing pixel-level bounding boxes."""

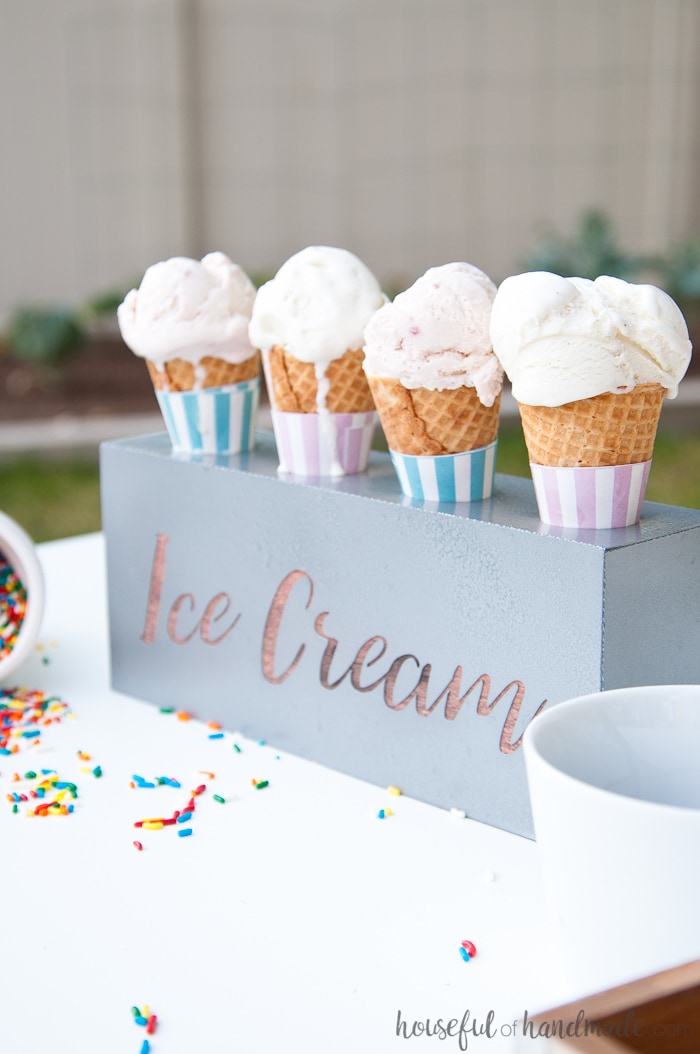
[
  {"left": 193, "top": 361, "right": 206, "bottom": 391},
  {"left": 315, "top": 362, "right": 344, "bottom": 477}
]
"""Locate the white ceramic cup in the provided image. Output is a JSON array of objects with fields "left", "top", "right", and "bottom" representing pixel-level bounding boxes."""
[
  {"left": 523, "top": 685, "right": 700, "bottom": 997},
  {"left": 0, "top": 511, "right": 45, "bottom": 682}
]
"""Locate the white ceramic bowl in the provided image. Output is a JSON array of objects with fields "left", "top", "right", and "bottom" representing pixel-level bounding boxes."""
[
  {"left": 523, "top": 684, "right": 700, "bottom": 995},
  {"left": 0, "top": 511, "right": 44, "bottom": 682}
]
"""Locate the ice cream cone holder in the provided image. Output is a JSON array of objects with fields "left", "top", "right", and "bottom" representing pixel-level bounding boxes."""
[{"left": 101, "top": 429, "right": 700, "bottom": 839}]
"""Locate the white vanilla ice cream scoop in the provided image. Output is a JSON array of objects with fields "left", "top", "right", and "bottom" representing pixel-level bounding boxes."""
[
  {"left": 362, "top": 262, "right": 502, "bottom": 406},
  {"left": 248, "top": 245, "right": 386, "bottom": 370},
  {"left": 490, "top": 271, "right": 692, "bottom": 407},
  {"left": 117, "top": 252, "right": 257, "bottom": 369}
]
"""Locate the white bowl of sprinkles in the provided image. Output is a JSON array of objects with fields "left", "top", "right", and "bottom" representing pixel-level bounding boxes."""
[{"left": 0, "top": 511, "right": 45, "bottom": 683}]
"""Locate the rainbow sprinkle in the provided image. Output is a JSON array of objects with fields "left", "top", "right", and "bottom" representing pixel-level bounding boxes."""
[
  {"left": 0, "top": 557, "right": 27, "bottom": 660},
  {"left": 0, "top": 688, "right": 71, "bottom": 754},
  {"left": 1, "top": 689, "right": 75, "bottom": 814},
  {"left": 6, "top": 768, "right": 78, "bottom": 816},
  {"left": 132, "top": 1004, "right": 157, "bottom": 1051},
  {"left": 132, "top": 771, "right": 219, "bottom": 843}
]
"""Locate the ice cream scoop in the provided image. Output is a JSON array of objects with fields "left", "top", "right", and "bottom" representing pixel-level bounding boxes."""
[
  {"left": 489, "top": 271, "right": 693, "bottom": 527},
  {"left": 489, "top": 271, "right": 691, "bottom": 407},
  {"left": 361, "top": 262, "right": 502, "bottom": 503},
  {"left": 117, "top": 252, "right": 261, "bottom": 454},
  {"left": 363, "top": 262, "right": 502, "bottom": 406},
  {"left": 248, "top": 245, "right": 385, "bottom": 415},
  {"left": 118, "top": 252, "right": 259, "bottom": 390},
  {"left": 362, "top": 263, "right": 502, "bottom": 459},
  {"left": 249, "top": 246, "right": 385, "bottom": 477}
]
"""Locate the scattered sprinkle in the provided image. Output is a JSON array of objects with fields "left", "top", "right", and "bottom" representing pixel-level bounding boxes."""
[
  {"left": 252, "top": 779, "right": 269, "bottom": 790},
  {"left": 0, "top": 689, "right": 71, "bottom": 755},
  {"left": 233, "top": 743, "right": 242, "bottom": 753},
  {"left": 178, "top": 827, "right": 193, "bottom": 837},
  {"left": 208, "top": 732, "right": 224, "bottom": 740},
  {"left": 459, "top": 946, "right": 471, "bottom": 962},
  {"left": 132, "top": 1005, "right": 156, "bottom": 1051},
  {"left": 133, "top": 841, "right": 143, "bottom": 851},
  {"left": 131, "top": 775, "right": 156, "bottom": 789},
  {"left": 6, "top": 767, "right": 78, "bottom": 817},
  {"left": 461, "top": 940, "right": 477, "bottom": 958},
  {"left": 213, "top": 794, "right": 225, "bottom": 804},
  {"left": 387, "top": 785, "right": 402, "bottom": 796},
  {"left": 450, "top": 808, "right": 466, "bottom": 819}
]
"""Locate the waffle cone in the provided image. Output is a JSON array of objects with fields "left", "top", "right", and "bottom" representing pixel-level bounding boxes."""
[
  {"left": 366, "top": 376, "right": 501, "bottom": 456},
  {"left": 147, "top": 352, "right": 260, "bottom": 393},
  {"left": 265, "top": 346, "right": 375, "bottom": 413},
  {"left": 518, "top": 383, "right": 665, "bottom": 467}
]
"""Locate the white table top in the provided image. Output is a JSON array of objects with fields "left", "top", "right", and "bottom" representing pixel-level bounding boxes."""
[{"left": 0, "top": 533, "right": 576, "bottom": 1054}]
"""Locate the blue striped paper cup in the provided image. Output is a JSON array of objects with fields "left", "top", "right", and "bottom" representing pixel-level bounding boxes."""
[
  {"left": 389, "top": 441, "right": 497, "bottom": 502},
  {"left": 271, "top": 410, "right": 377, "bottom": 476},
  {"left": 156, "top": 377, "right": 259, "bottom": 454},
  {"left": 530, "top": 460, "right": 652, "bottom": 528}
]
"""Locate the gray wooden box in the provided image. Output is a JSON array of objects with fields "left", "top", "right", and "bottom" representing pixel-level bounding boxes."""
[{"left": 100, "top": 431, "right": 700, "bottom": 838}]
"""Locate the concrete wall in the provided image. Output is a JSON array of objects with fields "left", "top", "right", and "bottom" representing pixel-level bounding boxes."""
[{"left": 2, "top": 0, "right": 700, "bottom": 322}]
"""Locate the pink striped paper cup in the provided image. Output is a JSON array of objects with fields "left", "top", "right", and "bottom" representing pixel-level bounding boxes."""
[
  {"left": 530, "top": 461, "right": 652, "bottom": 529},
  {"left": 271, "top": 410, "right": 377, "bottom": 477}
]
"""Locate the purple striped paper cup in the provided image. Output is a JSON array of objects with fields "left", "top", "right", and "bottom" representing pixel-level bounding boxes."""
[
  {"left": 156, "top": 377, "right": 259, "bottom": 454},
  {"left": 530, "top": 461, "right": 652, "bottom": 529},
  {"left": 390, "top": 441, "right": 497, "bottom": 502},
  {"left": 271, "top": 410, "right": 377, "bottom": 476}
]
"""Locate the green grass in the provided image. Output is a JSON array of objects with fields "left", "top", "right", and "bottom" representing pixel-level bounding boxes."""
[
  {"left": 0, "top": 426, "right": 699, "bottom": 543},
  {"left": 0, "top": 460, "right": 102, "bottom": 542}
]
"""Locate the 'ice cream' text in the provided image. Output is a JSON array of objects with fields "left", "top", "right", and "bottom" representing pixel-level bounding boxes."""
[{"left": 141, "top": 534, "right": 547, "bottom": 754}]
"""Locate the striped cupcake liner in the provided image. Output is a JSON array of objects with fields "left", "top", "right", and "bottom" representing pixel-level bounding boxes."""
[
  {"left": 271, "top": 410, "right": 377, "bottom": 477},
  {"left": 156, "top": 377, "right": 259, "bottom": 454},
  {"left": 530, "top": 461, "right": 652, "bottom": 529},
  {"left": 390, "top": 441, "right": 498, "bottom": 502}
]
